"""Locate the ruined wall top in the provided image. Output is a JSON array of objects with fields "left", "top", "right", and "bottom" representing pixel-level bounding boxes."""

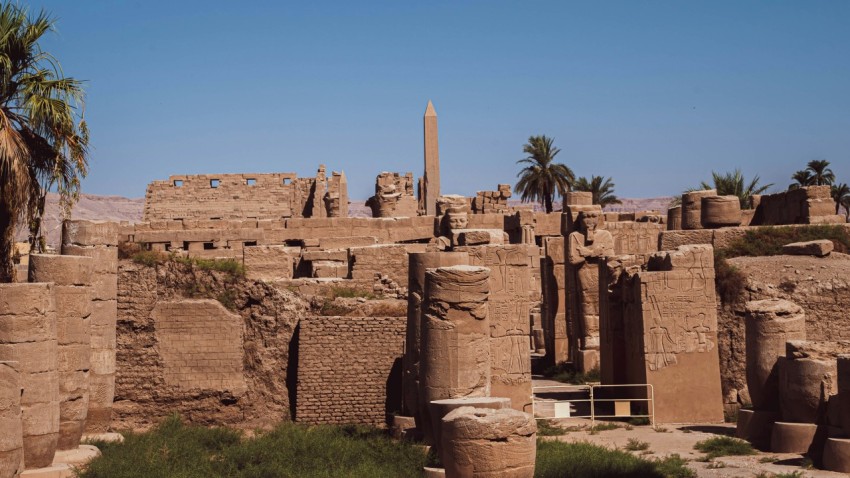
[{"left": 144, "top": 167, "right": 347, "bottom": 221}]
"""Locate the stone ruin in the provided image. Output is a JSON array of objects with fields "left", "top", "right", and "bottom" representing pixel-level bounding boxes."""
[
  {"left": 366, "top": 172, "right": 418, "bottom": 218},
  {"left": 4, "top": 101, "right": 850, "bottom": 476},
  {"left": 0, "top": 220, "right": 118, "bottom": 476}
]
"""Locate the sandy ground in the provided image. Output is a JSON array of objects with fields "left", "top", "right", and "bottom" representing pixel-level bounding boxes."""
[{"left": 533, "top": 378, "right": 844, "bottom": 477}]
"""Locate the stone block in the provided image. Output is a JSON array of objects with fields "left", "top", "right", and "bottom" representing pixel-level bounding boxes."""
[
  {"left": 28, "top": 255, "right": 93, "bottom": 286},
  {"left": 823, "top": 437, "right": 850, "bottom": 473},
  {"left": 782, "top": 240, "right": 834, "bottom": 257},
  {"left": 701, "top": 196, "right": 742, "bottom": 228},
  {"left": 770, "top": 421, "right": 818, "bottom": 454},
  {"left": 62, "top": 221, "right": 119, "bottom": 247},
  {"left": 451, "top": 229, "right": 506, "bottom": 247}
]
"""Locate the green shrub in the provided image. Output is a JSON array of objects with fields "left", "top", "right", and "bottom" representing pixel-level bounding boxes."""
[
  {"left": 330, "top": 286, "right": 375, "bottom": 300},
  {"left": 624, "top": 438, "right": 650, "bottom": 451},
  {"left": 77, "top": 416, "right": 426, "bottom": 478},
  {"left": 535, "top": 440, "right": 694, "bottom": 478},
  {"left": 131, "top": 250, "right": 167, "bottom": 267},
  {"left": 543, "top": 362, "right": 601, "bottom": 384},
  {"left": 693, "top": 436, "right": 755, "bottom": 459},
  {"left": 723, "top": 225, "right": 850, "bottom": 258},
  {"left": 714, "top": 250, "right": 747, "bottom": 305}
]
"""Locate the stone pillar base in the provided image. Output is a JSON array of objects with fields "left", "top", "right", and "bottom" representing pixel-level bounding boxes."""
[
  {"left": 423, "top": 467, "right": 446, "bottom": 478},
  {"left": 823, "top": 437, "right": 850, "bottom": 473},
  {"left": 429, "top": 397, "right": 511, "bottom": 464},
  {"left": 391, "top": 415, "right": 418, "bottom": 440},
  {"left": 736, "top": 409, "right": 777, "bottom": 451},
  {"left": 771, "top": 422, "right": 818, "bottom": 453},
  {"left": 578, "top": 349, "right": 599, "bottom": 374}
]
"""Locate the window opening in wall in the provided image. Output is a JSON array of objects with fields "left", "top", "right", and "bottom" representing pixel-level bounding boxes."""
[
  {"left": 283, "top": 178, "right": 291, "bottom": 185},
  {"left": 247, "top": 178, "right": 256, "bottom": 186},
  {"left": 165, "top": 243, "right": 172, "bottom": 252},
  {"left": 173, "top": 180, "right": 183, "bottom": 187},
  {"left": 244, "top": 241, "right": 257, "bottom": 247},
  {"left": 210, "top": 217, "right": 221, "bottom": 220},
  {"left": 210, "top": 179, "right": 220, "bottom": 188},
  {"left": 203, "top": 242, "right": 216, "bottom": 250},
  {"left": 183, "top": 241, "right": 190, "bottom": 250}
]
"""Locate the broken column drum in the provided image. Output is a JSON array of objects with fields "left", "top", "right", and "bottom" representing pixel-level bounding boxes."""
[
  {"left": 0, "top": 283, "right": 59, "bottom": 469},
  {"left": 28, "top": 254, "right": 94, "bottom": 450},
  {"left": 403, "top": 251, "right": 469, "bottom": 427},
  {"left": 744, "top": 299, "right": 806, "bottom": 411},
  {"left": 61, "top": 220, "right": 119, "bottom": 433},
  {"left": 666, "top": 206, "right": 682, "bottom": 230},
  {"left": 440, "top": 406, "right": 536, "bottom": 478},
  {"left": 419, "top": 265, "right": 491, "bottom": 445},
  {"left": 680, "top": 189, "right": 716, "bottom": 230},
  {"left": 701, "top": 195, "right": 742, "bottom": 228},
  {"left": 778, "top": 341, "right": 838, "bottom": 425}
]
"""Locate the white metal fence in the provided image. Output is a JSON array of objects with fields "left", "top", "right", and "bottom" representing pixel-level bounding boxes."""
[{"left": 531, "top": 383, "right": 655, "bottom": 428}]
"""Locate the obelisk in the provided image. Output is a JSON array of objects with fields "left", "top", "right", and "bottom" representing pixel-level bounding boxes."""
[{"left": 423, "top": 100, "right": 440, "bottom": 216}]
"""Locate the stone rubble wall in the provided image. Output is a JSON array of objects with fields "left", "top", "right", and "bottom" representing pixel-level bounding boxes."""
[{"left": 295, "top": 315, "right": 405, "bottom": 427}]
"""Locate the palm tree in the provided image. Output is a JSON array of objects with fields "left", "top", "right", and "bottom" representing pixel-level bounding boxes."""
[
  {"left": 0, "top": 3, "right": 89, "bottom": 282},
  {"left": 699, "top": 170, "right": 772, "bottom": 208},
  {"left": 514, "top": 135, "right": 574, "bottom": 213},
  {"left": 806, "top": 159, "right": 835, "bottom": 186},
  {"left": 573, "top": 175, "right": 622, "bottom": 208},
  {"left": 832, "top": 183, "right": 850, "bottom": 216},
  {"left": 789, "top": 170, "right": 814, "bottom": 190}
]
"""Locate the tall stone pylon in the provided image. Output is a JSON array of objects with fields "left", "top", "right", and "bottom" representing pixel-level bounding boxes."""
[{"left": 423, "top": 100, "right": 440, "bottom": 216}]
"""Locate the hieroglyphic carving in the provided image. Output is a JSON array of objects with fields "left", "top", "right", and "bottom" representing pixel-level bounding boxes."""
[{"left": 457, "top": 244, "right": 534, "bottom": 412}]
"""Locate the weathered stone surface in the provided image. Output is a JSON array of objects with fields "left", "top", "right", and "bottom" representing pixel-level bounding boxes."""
[
  {"left": 419, "top": 266, "right": 491, "bottom": 445},
  {"left": 566, "top": 209, "right": 614, "bottom": 372},
  {"left": 782, "top": 240, "right": 834, "bottom": 257},
  {"left": 452, "top": 229, "right": 506, "bottom": 247},
  {"left": 428, "top": 397, "right": 511, "bottom": 465},
  {"left": 838, "top": 356, "right": 850, "bottom": 437},
  {"left": 441, "top": 406, "right": 536, "bottom": 478},
  {"left": 541, "top": 237, "right": 567, "bottom": 364},
  {"left": 403, "top": 252, "right": 469, "bottom": 425},
  {"left": 667, "top": 206, "right": 682, "bottom": 230},
  {"left": 736, "top": 409, "right": 778, "bottom": 451},
  {"left": 779, "top": 341, "right": 844, "bottom": 424},
  {"left": 366, "top": 172, "right": 418, "bottom": 218},
  {"left": 0, "top": 283, "right": 59, "bottom": 469},
  {"left": 28, "top": 255, "right": 93, "bottom": 286},
  {"left": 29, "top": 255, "right": 93, "bottom": 452},
  {"left": 744, "top": 299, "right": 806, "bottom": 411},
  {"left": 823, "top": 437, "right": 850, "bottom": 473},
  {"left": 62, "top": 220, "right": 119, "bottom": 247},
  {"left": 0, "top": 361, "right": 24, "bottom": 478},
  {"left": 243, "top": 246, "right": 293, "bottom": 281},
  {"left": 752, "top": 185, "right": 842, "bottom": 226},
  {"left": 681, "top": 189, "right": 716, "bottom": 230},
  {"left": 701, "top": 195, "right": 742, "bottom": 228},
  {"left": 457, "top": 245, "right": 534, "bottom": 412},
  {"left": 770, "top": 421, "right": 818, "bottom": 453}
]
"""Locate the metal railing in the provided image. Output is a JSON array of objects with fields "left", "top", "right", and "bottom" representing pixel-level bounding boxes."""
[{"left": 531, "top": 383, "right": 655, "bottom": 428}]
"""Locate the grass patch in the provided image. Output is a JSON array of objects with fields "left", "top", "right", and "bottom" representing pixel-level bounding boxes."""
[
  {"left": 536, "top": 440, "right": 694, "bottom": 478},
  {"left": 693, "top": 436, "right": 755, "bottom": 459},
  {"left": 173, "top": 256, "right": 245, "bottom": 276},
  {"left": 722, "top": 225, "right": 850, "bottom": 257},
  {"left": 543, "top": 362, "right": 601, "bottom": 384},
  {"left": 130, "top": 250, "right": 168, "bottom": 267},
  {"left": 78, "top": 415, "right": 426, "bottom": 478},
  {"left": 537, "top": 419, "right": 569, "bottom": 436},
  {"left": 624, "top": 438, "right": 650, "bottom": 451}
]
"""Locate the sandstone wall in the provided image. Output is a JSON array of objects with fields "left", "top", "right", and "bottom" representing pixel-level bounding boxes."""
[
  {"left": 114, "top": 261, "right": 306, "bottom": 429},
  {"left": 717, "top": 254, "right": 850, "bottom": 412},
  {"left": 295, "top": 315, "right": 405, "bottom": 427},
  {"left": 752, "top": 185, "right": 844, "bottom": 226},
  {"left": 660, "top": 224, "right": 850, "bottom": 252}
]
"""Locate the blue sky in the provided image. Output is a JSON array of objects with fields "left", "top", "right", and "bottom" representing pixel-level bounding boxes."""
[{"left": 29, "top": 0, "right": 850, "bottom": 200}]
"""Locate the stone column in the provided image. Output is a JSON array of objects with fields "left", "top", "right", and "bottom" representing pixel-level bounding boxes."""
[
  {"left": 403, "top": 252, "right": 469, "bottom": 427},
  {"left": 0, "top": 361, "right": 24, "bottom": 477},
  {"left": 681, "top": 189, "right": 716, "bottom": 230},
  {"left": 666, "top": 206, "right": 682, "bottom": 230},
  {"left": 440, "top": 406, "right": 536, "bottom": 478},
  {"left": 419, "top": 265, "right": 490, "bottom": 445},
  {"left": 839, "top": 355, "right": 850, "bottom": 437},
  {"left": 61, "top": 220, "right": 118, "bottom": 433},
  {"left": 701, "top": 195, "right": 742, "bottom": 228},
  {"left": 778, "top": 341, "right": 838, "bottom": 424},
  {"left": 744, "top": 299, "right": 806, "bottom": 411},
  {"left": 0, "top": 283, "right": 59, "bottom": 469},
  {"left": 28, "top": 254, "right": 93, "bottom": 450}
]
